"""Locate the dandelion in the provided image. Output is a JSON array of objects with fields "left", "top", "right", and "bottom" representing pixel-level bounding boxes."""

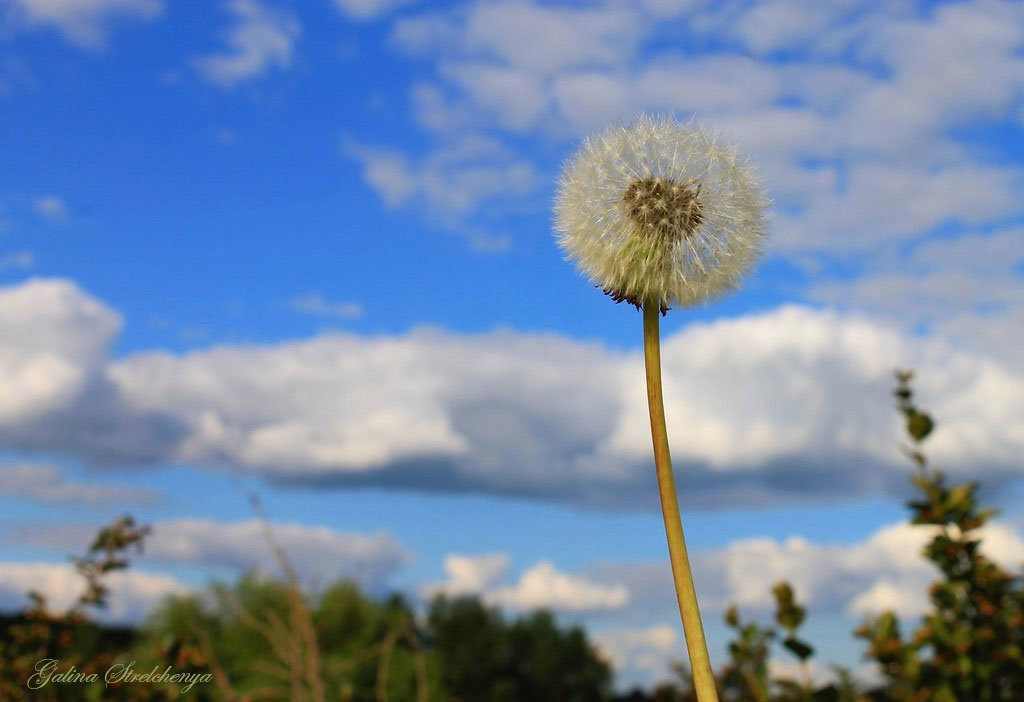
[
  {"left": 553, "top": 115, "right": 769, "bottom": 702},
  {"left": 555, "top": 114, "right": 768, "bottom": 314}
]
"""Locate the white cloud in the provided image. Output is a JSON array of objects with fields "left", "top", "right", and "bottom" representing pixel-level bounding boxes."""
[
  {"left": 193, "top": 0, "right": 300, "bottom": 87},
  {"left": 3, "top": 0, "right": 162, "bottom": 48},
  {"left": 0, "top": 462, "right": 157, "bottom": 505},
  {"left": 0, "top": 278, "right": 120, "bottom": 425},
  {"left": 439, "top": 62, "right": 547, "bottom": 130},
  {"left": 411, "top": 82, "right": 471, "bottom": 132},
  {"left": 391, "top": 2, "right": 800, "bottom": 136},
  {"left": 3, "top": 278, "right": 1024, "bottom": 508},
  {"left": 593, "top": 624, "right": 678, "bottom": 682},
  {"left": 852, "top": 1, "right": 1024, "bottom": 128},
  {"left": 487, "top": 561, "right": 629, "bottom": 612},
  {"left": 143, "top": 518, "right": 410, "bottom": 589},
  {"left": 289, "top": 293, "right": 363, "bottom": 319},
  {"left": 392, "top": 4, "right": 679, "bottom": 135},
  {"left": 331, "top": 0, "right": 413, "bottom": 21},
  {"left": 808, "top": 226, "right": 1024, "bottom": 371},
  {"left": 699, "top": 523, "right": 940, "bottom": 618},
  {"left": 350, "top": 146, "right": 418, "bottom": 206},
  {"left": 548, "top": 71, "right": 631, "bottom": 133},
  {"left": 0, "top": 562, "right": 188, "bottom": 622},
  {"left": 26, "top": 517, "right": 412, "bottom": 592},
  {"left": 592, "top": 519, "right": 1024, "bottom": 625},
  {"left": 729, "top": 0, "right": 862, "bottom": 54},
  {"left": 0, "top": 278, "right": 184, "bottom": 464},
  {"left": 32, "top": 195, "right": 69, "bottom": 224},
  {"left": 425, "top": 554, "right": 629, "bottom": 612},
  {"left": 781, "top": 163, "right": 1023, "bottom": 252},
  {"left": 391, "top": 2, "right": 644, "bottom": 76},
  {"left": 932, "top": 305, "right": 1024, "bottom": 378},
  {"left": 422, "top": 553, "right": 509, "bottom": 597},
  {"left": 346, "top": 134, "right": 537, "bottom": 215}
]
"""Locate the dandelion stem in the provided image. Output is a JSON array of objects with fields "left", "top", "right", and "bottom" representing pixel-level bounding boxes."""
[{"left": 643, "top": 303, "right": 719, "bottom": 702}]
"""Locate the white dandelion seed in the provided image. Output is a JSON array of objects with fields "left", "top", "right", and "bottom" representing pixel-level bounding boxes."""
[{"left": 554, "top": 114, "right": 770, "bottom": 313}]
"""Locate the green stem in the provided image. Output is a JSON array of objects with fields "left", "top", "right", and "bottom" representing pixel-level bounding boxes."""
[{"left": 643, "top": 303, "right": 719, "bottom": 702}]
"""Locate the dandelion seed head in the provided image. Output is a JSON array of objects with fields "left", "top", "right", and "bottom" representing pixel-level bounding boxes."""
[{"left": 553, "top": 114, "right": 770, "bottom": 312}]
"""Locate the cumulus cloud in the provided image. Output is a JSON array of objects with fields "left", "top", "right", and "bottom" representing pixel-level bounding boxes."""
[
  {"left": 346, "top": 134, "right": 537, "bottom": 215},
  {"left": 0, "top": 278, "right": 186, "bottom": 464},
  {"left": 779, "top": 163, "right": 1023, "bottom": 253},
  {"left": 345, "top": 133, "right": 535, "bottom": 248},
  {"left": 388, "top": 1, "right": 651, "bottom": 136},
  {"left": 587, "top": 519, "right": 1024, "bottom": 626},
  {"left": 438, "top": 63, "right": 548, "bottom": 131},
  {"left": 809, "top": 226, "right": 1024, "bottom": 371},
  {"left": 0, "top": 278, "right": 120, "bottom": 425},
  {"left": 2, "top": 278, "right": 1023, "bottom": 509},
  {"left": 487, "top": 561, "right": 629, "bottom": 611},
  {"left": 726, "top": 0, "right": 869, "bottom": 54},
  {"left": 388, "top": 0, "right": 1024, "bottom": 157},
  {"left": 143, "top": 518, "right": 411, "bottom": 589},
  {"left": 0, "top": 462, "right": 157, "bottom": 505},
  {"left": 423, "top": 553, "right": 510, "bottom": 597},
  {"left": 193, "top": 0, "right": 300, "bottom": 87},
  {"left": 24, "top": 517, "right": 412, "bottom": 592},
  {"left": 424, "top": 554, "right": 629, "bottom": 612},
  {"left": 0, "top": 562, "right": 188, "bottom": 622},
  {"left": 2, "top": 0, "right": 162, "bottom": 48},
  {"left": 592, "top": 625, "right": 678, "bottom": 684},
  {"left": 391, "top": 2, "right": 644, "bottom": 76}
]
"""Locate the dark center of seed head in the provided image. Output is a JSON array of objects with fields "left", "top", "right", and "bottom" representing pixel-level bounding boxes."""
[{"left": 622, "top": 177, "right": 704, "bottom": 240}]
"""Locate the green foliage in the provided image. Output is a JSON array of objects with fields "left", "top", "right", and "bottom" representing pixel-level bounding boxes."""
[
  {"left": 773, "top": 582, "right": 814, "bottom": 665},
  {"left": 132, "top": 581, "right": 614, "bottom": 701},
  {"left": 854, "top": 369, "right": 1024, "bottom": 701},
  {"left": 427, "top": 596, "right": 612, "bottom": 701},
  {"left": 128, "top": 574, "right": 440, "bottom": 701},
  {"left": 720, "top": 602, "right": 774, "bottom": 701},
  {"left": 714, "top": 582, "right": 861, "bottom": 702}
]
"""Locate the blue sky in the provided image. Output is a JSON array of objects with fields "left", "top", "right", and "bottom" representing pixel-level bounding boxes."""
[{"left": 1, "top": 0, "right": 1023, "bottom": 690}]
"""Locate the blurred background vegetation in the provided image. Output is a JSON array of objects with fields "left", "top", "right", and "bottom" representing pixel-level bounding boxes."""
[{"left": 1, "top": 369, "right": 1021, "bottom": 701}]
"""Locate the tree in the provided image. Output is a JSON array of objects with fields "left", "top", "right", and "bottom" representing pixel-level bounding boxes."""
[
  {"left": 855, "top": 369, "right": 1024, "bottom": 701},
  {"left": 427, "top": 595, "right": 614, "bottom": 701}
]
